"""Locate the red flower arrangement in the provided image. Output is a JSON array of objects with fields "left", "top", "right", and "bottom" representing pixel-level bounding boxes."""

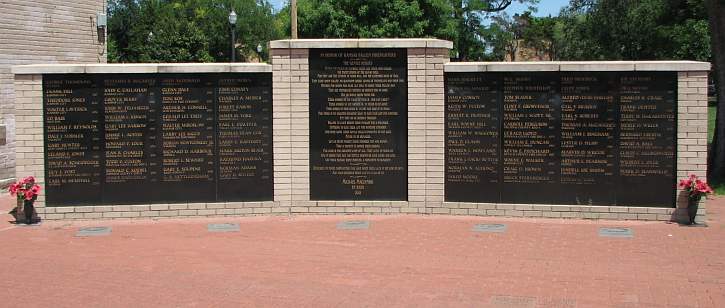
[
  {"left": 678, "top": 174, "right": 713, "bottom": 201},
  {"left": 8, "top": 176, "right": 41, "bottom": 201}
]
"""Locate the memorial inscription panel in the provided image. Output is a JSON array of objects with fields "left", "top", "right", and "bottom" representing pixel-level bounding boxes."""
[
  {"left": 500, "top": 73, "right": 561, "bottom": 204},
  {"left": 157, "top": 75, "right": 216, "bottom": 202},
  {"left": 617, "top": 73, "right": 676, "bottom": 206},
  {"left": 559, "top": 72, "right": 618, "bottom": 205},
  {"left": 309, "top": 48, "right": 408, "bottom": 200},
  {"left": 445, "top": 73, "right": 500, "bottom": 203},
  {"left": 101, "top": 75, "right": 158, "bottom": 204},
  {"left": 44, "top": 75, "right": 103, "bottom": 205},
  {"left": 445, "top": 72, "right": 676, "bottom": 207},
  {"left": 43, "top": 73, "right": 273, "bottom": 206},
  {"left": 216, "top": 76, "right": 273, "bottom": 201}
]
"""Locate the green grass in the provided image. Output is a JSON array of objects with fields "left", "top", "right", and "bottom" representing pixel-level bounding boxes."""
[
  {"left": 713, "top": 182, "right": 725, "bottom": 195},
  {"left": 708, "top": 105, "right": 725, "bottom": 195},
  {"left": 709, "top": 105, "right": 716, "bottom": 143}
]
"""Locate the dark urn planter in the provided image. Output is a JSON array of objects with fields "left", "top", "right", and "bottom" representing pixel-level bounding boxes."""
[
  {"left": 23, "top": 199, "right": 36, "bottom": 224},
  {"left": 14, "top": 196, "right": 37, "bottom": 225},
  {"left": 687, "top": 196, "right": 701, "bottom": 225}
]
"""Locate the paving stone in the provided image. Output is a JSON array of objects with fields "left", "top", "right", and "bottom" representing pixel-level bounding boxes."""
[
  {"left": 472, "top": 223, "right": 507, "bottom": 233},
  {"left": 489, "top": 295, "right": 536, "bottom": 308},
  {"left": 76, "top": 227, "right": 112, "bottom": 237},
  {"left": 207, "top": 223, "right": 240, "bottom": 232},
  {"left": 599, "top": 227, "right": 633, "bottom": 238},
  {"left": 336, "top": 220, "right": 370, "bottom": 230}
]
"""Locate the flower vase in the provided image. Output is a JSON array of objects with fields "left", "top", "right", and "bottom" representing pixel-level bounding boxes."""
[
  {"left": 687, "top": 196, "right": 701, "bottom": 225},
  {"left": 14, "top": 198, "right": 25, "bottom": 224},
  {"left": 23, "top": 199, "right": 35, "bottom": 224}
]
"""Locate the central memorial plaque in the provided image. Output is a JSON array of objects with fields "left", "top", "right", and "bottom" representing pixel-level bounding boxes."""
[{"left": 309, "top": 48, "right": 408, "bottom": 200}]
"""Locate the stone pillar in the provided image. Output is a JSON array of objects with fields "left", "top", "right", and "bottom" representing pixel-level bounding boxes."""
[
  {"left": 290, "top": 49, "right": 310, "bottom": 204},
  {"left": 13, "top": 74, "right": 47, "bottom": 215},
  {"left": 676, "top": 70, "right": 710, "bottom": 223},
  {"left": 406, "top": 47, "right": 427, "bottom": 212},
  {"left": 425, "top": 47, "right": 449, "bottom": 213},
  {"left": 270, "top": 48, "right": 293, "bottom": 210}
]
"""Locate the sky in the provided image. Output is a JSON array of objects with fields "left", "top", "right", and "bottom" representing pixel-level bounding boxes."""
[{"left": 268, "top": 0, "right": 570, "bottom": 17}]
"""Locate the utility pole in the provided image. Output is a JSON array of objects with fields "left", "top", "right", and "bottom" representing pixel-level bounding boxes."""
[{"left": 291, "top": 0, "right": 298, "bottom": 39}]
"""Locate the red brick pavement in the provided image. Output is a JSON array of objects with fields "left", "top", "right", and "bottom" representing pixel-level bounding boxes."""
[{"left": 0, "top": 196, "right": 723, "bottom": 307}]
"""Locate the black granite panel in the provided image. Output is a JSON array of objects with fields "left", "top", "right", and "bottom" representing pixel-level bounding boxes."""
[
  {"left": 100, "top": 75, "right": 158, "bottom": 204},
  {"left": 445, "top": 73, "right": 501, "bottom": 203},
  {"left": 557, "top": 72, "right": 618, "bottom": 205},
  {"left": 443, "top": 71, "right": 677, "bottom": 207},
  {"left": 43, "top": 75, "right": 103, "bottom": 205},
  {"left": 309, "top": 48, "right": 408, "bottom": 200},
  {"left": 215, "top": 75, "right": 273, "bottom": 201},
  {"left": 616, "top": 72, "right": 677, "bottom": 206},
  {"left": 500, "top": 73, "right": 562, "bottom": 204},
  {"left": 42, "top": 73, "right": 274, "bottom": 206}
]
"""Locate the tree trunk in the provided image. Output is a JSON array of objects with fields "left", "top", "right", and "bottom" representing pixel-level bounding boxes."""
[{"left": 708, "top": 0, "right": 725, "bottom": 180}]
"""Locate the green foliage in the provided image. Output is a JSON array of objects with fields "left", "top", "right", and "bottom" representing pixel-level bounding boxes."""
[
  {"left": 521, "top": 15, "right": 557, "bottom": 59},
  {"left": 107, "top": 0, "right": 281, "bottom": 63},
  {"left": 556, "top": 0, "right": 711, "bottom": 61},
  {"left": 711, "top": 104, "right": 725, "bottom": 195},
  {"left": 277, "top": 0, "right": 536, "bottom": 60},
  {"left": 107, "top": 0, "right": 713, "bottom": 64},
  {"left": 479, "top": 22, "right": 513, "bottom": 60},
  {"left": 280, "top": 0, "right": 435, "bottom": 38}
]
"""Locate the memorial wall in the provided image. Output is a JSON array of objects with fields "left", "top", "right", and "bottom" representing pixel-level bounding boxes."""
[
  {"left": 12, "top": 41, "right": 710, "bottom": 221},
  {"left": 43, "top": 73, "right": 273, "bottom": 206},
  {"left": 445, "top": 72, "right": 676, "bottom": 207}
]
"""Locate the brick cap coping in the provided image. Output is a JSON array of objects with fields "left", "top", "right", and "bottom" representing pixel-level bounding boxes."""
[
  {"left": 269, "top": 38, "right": 454, "bottom": 49},
  {"left": 444, "top": 61, "right": 711, "bottom": 72},
  {"left": 11, "top": 63, "right": 273, "bottom": 75}
]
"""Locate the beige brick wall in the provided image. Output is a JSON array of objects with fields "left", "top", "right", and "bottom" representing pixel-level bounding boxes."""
[
  {"left": 408, "top": 48, "right": 426, "bottom": 212},
  {"left": 0, "top": 0, "right": 106, "bottom": 184}
]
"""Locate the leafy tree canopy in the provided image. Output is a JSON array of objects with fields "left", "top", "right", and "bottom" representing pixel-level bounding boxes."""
[
  {"left": 108, "top": 0, "right": 280, "bottom": 63},
  {"left": 276, "top": 0, "right": 537, "bottom": 60},
  {"left": 556, "top": 0, "right": 711, "bottom": 61}
]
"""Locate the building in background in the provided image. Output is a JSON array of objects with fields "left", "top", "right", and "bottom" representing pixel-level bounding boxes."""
[
  {"left": 505, "top": 39, "right": 553, "bottom": 62},
  {"left": 0, "top": 0, "right": 107, "bottom": 186}
]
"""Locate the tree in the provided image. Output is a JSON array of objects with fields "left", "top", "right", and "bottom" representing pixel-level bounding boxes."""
[
  {"left": 479, "top": 22, "right": 513, "bottom": 60},
  {"left": 489, "top": 12, "right": 531, "bottom": 61},
  {"left": 107, "top": 0, "right": 280, "bottom": 63},
  {"left": 277, "top": 0, "right": 537, "bottom": 60},
  {"left": 555, "top": 0, "right": 711, "bottom": 61},
  {"left": 449, "top": 0, "right": 538, "bottom": 60},
  {"left": 521, "top": 15, "right": 558, "bottom": 60},
  {"left": 707, "top": 0, "right": 725, "bottom": 182},
  {"left": 278, "top": 0, "right": 433, "bottom": 38}
]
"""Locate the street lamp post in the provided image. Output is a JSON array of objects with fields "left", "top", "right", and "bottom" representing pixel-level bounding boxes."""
[{"left": 228, "top": 10, "right": 237, "bottom": 62}]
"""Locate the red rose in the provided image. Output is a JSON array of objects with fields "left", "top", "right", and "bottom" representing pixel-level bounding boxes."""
[
  {"left": 23, "top": 190, "right": 34, "bottom": 201},
  {"left": 8, "top": 183, "right": 18, "bottom": 195}
]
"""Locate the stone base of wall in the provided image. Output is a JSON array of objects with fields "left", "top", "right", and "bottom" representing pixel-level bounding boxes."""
[{"left": 34, "top": 201, "right": 703, "bottom": 223}]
